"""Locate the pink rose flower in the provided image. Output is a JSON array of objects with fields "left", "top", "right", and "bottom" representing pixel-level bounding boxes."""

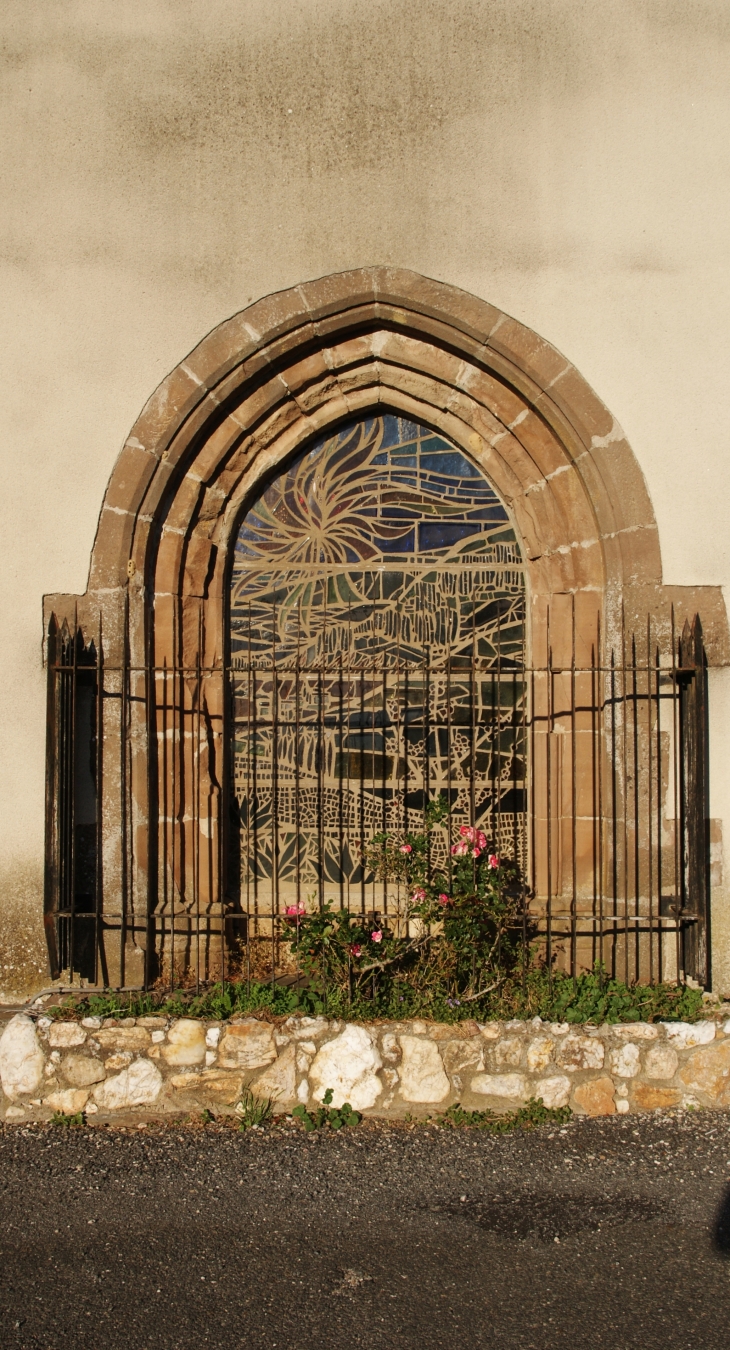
[
  {"left": 488, "top": 854, "right": 499, "bottom": 869},
  {"left": 476, "top": 831, "right": 487, "bottom": 850},
  {"left": 459, "top": 824, "right": 473, "bottom": 840},
  {"left": 451, "top": 840, "right": 469, "bottom": 856},
  {"left": 410, "top": 888, "right": 426, "bottom": 903},
  {"left": 399, "top": 844, "right": 412, "bottom": 854},
  {"left": 285, "top": 903, "right": 305, "bottom": 917},
  {"left": 472, "top": 846, "right": 482, "bottom": 858},
  {"left": 438, "top": 893, "right": 451, "bottom": 906},
  {"left": 350, "top": 943, "right": 362, "bottom": 958},
  {"left": 370, "top": 930, "right": 383, "bottom": 943}
]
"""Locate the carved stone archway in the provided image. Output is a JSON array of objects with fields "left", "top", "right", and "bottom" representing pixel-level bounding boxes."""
[{"left": 45, "top": 269, "right": 728, "bottom": 985}]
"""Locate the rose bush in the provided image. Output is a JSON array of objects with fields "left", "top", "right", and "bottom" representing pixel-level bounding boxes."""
[{"left": 284, "top": 797, "right": 525, "bottom": 1004}]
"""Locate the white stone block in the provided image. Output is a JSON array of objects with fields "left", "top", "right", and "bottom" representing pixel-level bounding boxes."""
[
  {"left": 644, "top": 1044, "right": 679, "bottom": 1080},
  {"left": 533, "top": 1075, "right": 571, "bottom": 1109},
  {"left": 398, "top": 1036, "right": 450, "bottom": 1103},
  {"left": 609, "top": 1042, "right": 641, "bottom": 1078},
  {"left": 0, "top": 1015, "right": 45, "bottom": 1100},
  {"left": 662, "top": 1021, "right": 715, "bottom": 1048},
  {"left": 471, "top": 1072, "right": 527, "bottom": 1100},
  {"left": 310, "top": 1025, "right": 382, "bottom": 1110},
  {"left": 93, "top": 1058, "right": 163, "bottom": 1110},
  {"left": 49, "top": 1023, "right": 87, "bottom": 1048}
]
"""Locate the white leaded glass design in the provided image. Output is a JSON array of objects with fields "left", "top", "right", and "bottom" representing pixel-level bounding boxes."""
[{"left": 229, "top": 414, "right": 526, "bottom": 922}]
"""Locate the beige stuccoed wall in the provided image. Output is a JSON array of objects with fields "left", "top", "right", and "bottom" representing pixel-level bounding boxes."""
[{"left": 1, "top": 0, "right": 729, "bottom": 995}]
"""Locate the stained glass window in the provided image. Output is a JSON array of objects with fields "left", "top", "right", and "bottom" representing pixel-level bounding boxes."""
[{"left": 229, "top": 414, "right": 526, "bottom": 924}]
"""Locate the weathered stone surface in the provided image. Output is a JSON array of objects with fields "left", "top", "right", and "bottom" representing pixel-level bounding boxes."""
[
  {"left": 644, "top": 1045, "right": 679, "bottom": 1080},
  {"left": 48, "top": 1023, "right": 87, "bottom": 1048},
  {"left": 310, "top": 1025, "right": 382, "bottom": 1110},
  {"left": 611, "top": 1023, "right": 658, "bottom": 1040},
  {"left": 4, "top": 1105, "right": 26, "bottom": 1120},
  {"left": 679, "top": 1040, "right": 730, "bottom": 1102},
  {"left": 218, "top": 1020, "right": 277, "bottom": 1071},
  {"left": 136, "top": 1017, "right": 167, "bottom": 1029},
  {"left": 632, "top": 1083, "right": 682, "bottom": 1111},
  {"left": 380, "top": 1033, "right": 400, "bottom": 1064},
  {"left": 441, "top": 1040, "right": 484, "bottom": 1078},
  {"left": 62, "top": 1055, "right": 106, "bottom": 1088},
  {"left": 161, "top": 1019, "right": 206, "bottom": 1067},
  {"left": 534, "top": 1075, "right": 571, "bottom": 1109},
  {"left": 398, "top": 1036, "right": 450, "bottom": 1103},
  {"left": 0, "top": 1016, "right": 45, "bottom": 1099},
  {"left": 81, "top": 1017, "right": 102, "bottom": 1030},
  {"left": 526, "top": 1037, "right": 554, "bottom": 1073},
  {"left": 105, "top": 1052, "right": 133, "bottom": 1070},
  {"left": 478, "top": 1023, "right": 503, "bottom": 1040},
  {"left": 556, "top": 1035, "right": 605, "bottom": 1072},
  {"left": 205, "top": 1026, "right": 221, "bottom": 1048},
  {"left": 287, "top": 1017, "right": 329, "bottom": 1041},
  {"left": 93, "top": 1059, "right": 163, "bottom": 1110},
  {"left": 609, "top": 1042, "right": 640, "bottom": 1079},
  {"left": 663, "top": 1021, "right": 715, "bottom": 1048},
  {"left": 251, "top": 1043, "right": 297, "bottom": 1105},
  {"left": 95, "top": 1027, "right": 152, "bottom": 1052},
  {"left": 170, "top": 1070, "right": 244, "bottom": 1103},
  {"left": 573, "top": 1077, "right": 616, "bottom": 1116},
  {"left": 493, "top": 1037, "right": 523, "bottom": 1068},
  {"left": 44, "top": 1088, "right": 90, "bottom": 1114},
  {"left": 470, "top": 1072, "right": 527, "bottom": 1100}
]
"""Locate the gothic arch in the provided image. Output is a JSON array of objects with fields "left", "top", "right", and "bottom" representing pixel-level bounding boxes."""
[{"left": 45, "top": 268, "right": 727, "bottom": 985}]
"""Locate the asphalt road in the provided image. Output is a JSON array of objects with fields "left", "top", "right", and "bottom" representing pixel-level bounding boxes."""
[{"left": 1, "top": 1111, "right": 729, "bottom": 1350}]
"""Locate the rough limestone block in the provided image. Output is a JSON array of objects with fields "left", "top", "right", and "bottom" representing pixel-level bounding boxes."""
[
  {"left": 678, "top": 1040, "right": 730, "bottom": 1102},
  {"left": 470, "top": 1072, "right": 527, "bottom": 1100},
  {"left": 493, "top": 1037, "right": 523, "bottom": 1068},
  {"left": 161, "top": 1019, "right": 206, "bottom": 1066},
  {"left": 478, "top": 1023, "right": 503, "bottom": 1040},
  {"left": 398, "top": 1036, "right": 450, "bottom": 1103},
  {"left": 643, "top": 1045, "right": 679, "bottom": 1080},
  {"left": 93, "top": 1059, "right": 163, "bottom": 1110},
  {"left": 556, "top": 1035, "right": 605, "bottom": 1072},
  {"left": 611, "top": 1023, "right": 657, "bottom": 1040},
  {"left": 310, "top": 1025, "right": 382, "bottom": 1110},
  {"left": 62, "top": 1055, "right": 106, "bottom": 1088},
  {"left": 170, "top": 1070, "right": 244, "bottom": 1104},
  {"left": 632, "top": 1083, "right": 682, "bottom": 1111},
  {"left": 44, "top": 1088, "right": 90, "bottom": 1114},
  {"left": 0, "top": 1015, "right": 45, "bottom": 1100},
  {"left": 572, "top": 1077, "right": 616, "bottom": 1116},
  {"left": 609, "top": 1042, "right": 641, "bottom": 1079},
  {"left": 380, "top": 1033, "right": 401, "bottom": 1064},
  {"left": 95, "top": 1028, "right": 152, "bottom": 1052},
  {"left": 48, "top": 1023, "right": 87, "bottom": 1049},
  {"left": 441, "top": 1040, "right": 484, "bottom": 1078},
  {"left": 662, "top": 1021, "right": 715, "bottom": 1049},
  {"left": 526, "top": 1038, "right": 554, "bottom": 1073},
  {"left": 251, "top": 1043, "right": 297, "bottom": 1106},
  {"left": 287, "top": 1017, "right": 329, "bottom": 1041},
  {"left": 534, "top": 1075, "right": 571, "bottom": 1109},
  {"left": 218, "top": 1021, "right": 277, "bottom": 1071}
]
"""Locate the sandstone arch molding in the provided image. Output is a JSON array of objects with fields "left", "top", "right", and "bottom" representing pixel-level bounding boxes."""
[{"left": 44, "top": 268, "right": 728, "bottom": 985}]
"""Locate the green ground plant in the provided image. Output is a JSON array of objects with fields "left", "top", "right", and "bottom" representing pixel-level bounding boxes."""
[
  {"left": 50, "top": 1110, "right": 85, "bottom": 1128},
  {"left": 437, "top": 1098, "right": 573, "bottom": 1133},
  {"left": 235, "top": 1089, "right": 275, "bottom": 1130},
  {"left": 291, "top": 1089, "right": 361, "bottom": 1132}
]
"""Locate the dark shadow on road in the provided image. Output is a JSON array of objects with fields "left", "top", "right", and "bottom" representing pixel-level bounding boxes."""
[{"left": 713, "top": 1184, "right": 730, "bottom": 1255}]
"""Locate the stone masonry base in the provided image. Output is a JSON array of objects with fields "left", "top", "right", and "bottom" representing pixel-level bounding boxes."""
[{"left": 1, "top": 1013, "right": 730, "bottom": 1123}]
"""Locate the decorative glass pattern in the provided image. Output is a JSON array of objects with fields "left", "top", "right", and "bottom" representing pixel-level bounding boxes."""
[{"left": 229, "top": 415, "right": 526, "bottom": 921}]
